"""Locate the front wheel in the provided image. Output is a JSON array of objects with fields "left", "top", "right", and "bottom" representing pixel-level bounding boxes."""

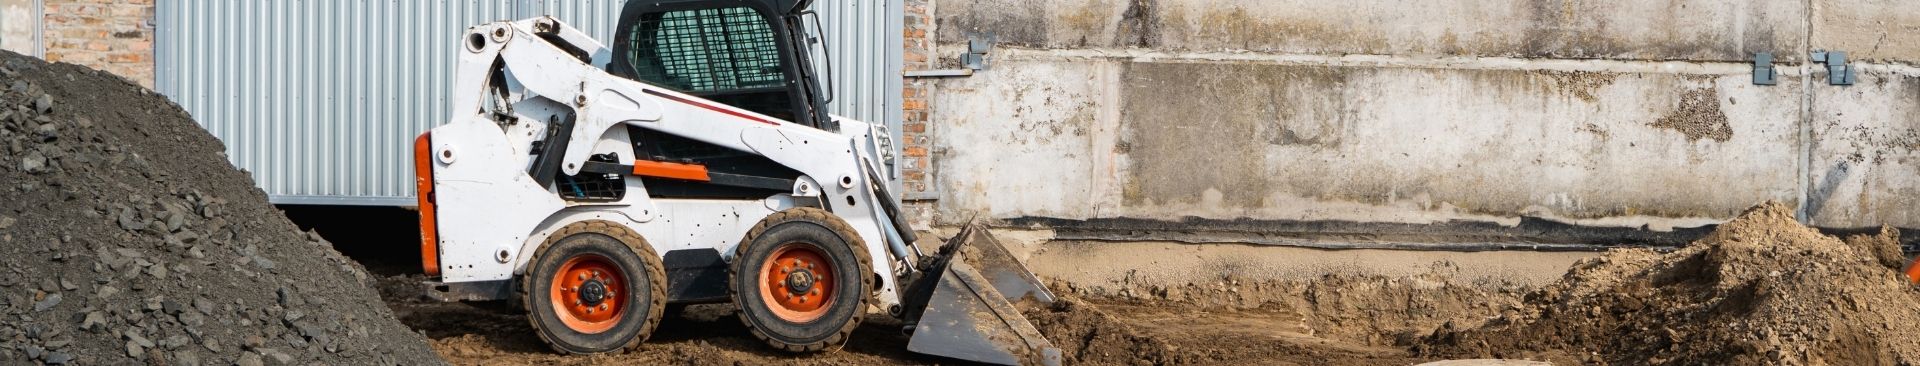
[
  {"left": 521, "top": 221, "right": 667, "bottom": 354},
  {"left": 730, "top": 208, "right": 874, "bottom": 352}
]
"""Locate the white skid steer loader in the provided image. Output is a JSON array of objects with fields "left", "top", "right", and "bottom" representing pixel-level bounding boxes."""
[{"left": 412, "top": 1, "right": 1060, "bottom": 364}]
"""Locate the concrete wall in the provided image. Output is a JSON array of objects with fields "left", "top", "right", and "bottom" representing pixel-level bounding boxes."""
[
  {"left": 0, "top": 0, "right": 40, "bottom": 57},
  {"left": 919, "top": 0, "right": 1920, "bottom": 238}
]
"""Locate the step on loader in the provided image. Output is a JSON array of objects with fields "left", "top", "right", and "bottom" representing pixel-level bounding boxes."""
[{"left": 411, "top": 1, "right": 1059, "bottom": 364}]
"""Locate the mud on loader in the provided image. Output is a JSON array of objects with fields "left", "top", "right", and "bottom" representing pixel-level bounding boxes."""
[{"left": 410, "top": 0, "right": 1060, "bottom": 364}]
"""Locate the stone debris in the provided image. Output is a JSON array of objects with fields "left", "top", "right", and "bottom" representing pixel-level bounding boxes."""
[{"left": 0, "top": 51, "right": 443, "bottom": 365}]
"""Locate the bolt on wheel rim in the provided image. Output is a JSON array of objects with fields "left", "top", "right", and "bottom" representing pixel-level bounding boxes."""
[
  {"left": 550, "top": 254, "right": 626, "bottom": 334},
  {"left": 759, "top": 243, "right": 836, "bottom": 323}
]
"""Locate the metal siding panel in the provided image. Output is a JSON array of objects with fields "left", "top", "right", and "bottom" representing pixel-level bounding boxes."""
[{"left": 154, "top": 1, "right": 899, "bottom": 206}]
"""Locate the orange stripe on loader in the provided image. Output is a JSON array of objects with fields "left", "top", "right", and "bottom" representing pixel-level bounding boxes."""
[
  {"left": 632, "top": 160, "right": 710, "bottom": 182},
  {"left": 1906, "top": 257, "right": 1920, "bottom": 285},
  {"left": 413, "top": 133, "right": 440, "bottom": 276}
]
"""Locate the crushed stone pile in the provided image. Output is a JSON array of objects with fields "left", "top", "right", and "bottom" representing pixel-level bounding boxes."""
[
  {"left": 1418, "top": 202, "right": 1920, "bottom": 365},
  {"left": 0, "top": 51, "right": 442, "bottom": 365}
]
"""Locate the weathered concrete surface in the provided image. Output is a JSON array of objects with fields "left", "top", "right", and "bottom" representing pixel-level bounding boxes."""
[
  {"left": 923, "top": 0, "right": 1920, "bottom": 240},
  {"left": 1815, "top": 0, "right": 1920, "bottom": 63},
  {"left": 1806, "top": 66, "right": 1920, "bottom": 228},
  {"left": 931, "top": 54, "right": 1804, "bottom": 230},
  {"left": 938, "top": 0, "right": 1806, "bottom": 62}
]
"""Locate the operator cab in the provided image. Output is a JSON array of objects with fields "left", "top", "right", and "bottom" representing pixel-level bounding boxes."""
[
  {"left": 608, "top": 0, "right": 832, "bottom": 131},
  {"left": 600, "top": 0, "right": 828, "bottom": 199}
]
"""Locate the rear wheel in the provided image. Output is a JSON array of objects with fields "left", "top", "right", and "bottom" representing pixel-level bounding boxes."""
[
  {"left": 730, "top": 208, "right": 873, "bottom": 352},
  {"left": 521, "top": 221, "right": 667, "bottom": 354}
]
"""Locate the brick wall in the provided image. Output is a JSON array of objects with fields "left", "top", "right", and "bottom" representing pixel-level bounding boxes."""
[
  {"left": 43, "top": 0, "right": 153, "bottom": 88},
  {"left": 900, "top": 0, "right": 937, "bottom": 227},
  {"left": 901, "top": 0, "right": 934, "bottom": 195}
]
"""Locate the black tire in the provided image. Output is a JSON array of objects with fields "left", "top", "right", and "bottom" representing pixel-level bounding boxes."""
[
  {"left": 729, "top": 208, "right": 874, "bottom": 352},
  {"left": 521, "top": 221, "right": 668, "bottom": 354}
]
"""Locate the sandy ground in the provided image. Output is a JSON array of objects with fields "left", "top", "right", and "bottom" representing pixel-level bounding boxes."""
[
  {"left": 383, "top": 259, "right": 1533, "bottom": 365},
  {"left": 394, "top": 290, "right": 1454, "bottom": 365},
  {"left": 370, "top": 203, "right": 1920, "bottom": 365}
]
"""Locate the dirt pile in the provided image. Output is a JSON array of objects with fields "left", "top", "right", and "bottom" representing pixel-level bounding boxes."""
[
  {"left": 0, "top": 51, "right": 441, "bottom": 365},
  {"left": 1420, "top": 202, "right": 1920, "bottom": 365},
  {"left": 1022, "top": 298, "right": 1193, "bottom": 365}
]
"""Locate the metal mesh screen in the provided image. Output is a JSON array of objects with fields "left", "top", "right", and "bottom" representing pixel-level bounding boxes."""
[{"left": 625, "top": 7, "right": 784, "bottom": 93}]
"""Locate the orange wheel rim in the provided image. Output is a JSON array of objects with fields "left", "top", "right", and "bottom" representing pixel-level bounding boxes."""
[
  {"left": 550, "top": 254, "right": 626, "bottom": 334},
  {"left": 759, "top": 243, "right": 836, "bottom": 323}
]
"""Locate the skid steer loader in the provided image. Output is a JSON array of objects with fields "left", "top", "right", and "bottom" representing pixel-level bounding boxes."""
[{"left": 412, "top": 0, "right": 1059, "bottom": 364}]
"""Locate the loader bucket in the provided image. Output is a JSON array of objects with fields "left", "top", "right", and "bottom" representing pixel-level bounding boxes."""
[{"left": 902, "top": 224, "right": 1062, "bottom": 366}]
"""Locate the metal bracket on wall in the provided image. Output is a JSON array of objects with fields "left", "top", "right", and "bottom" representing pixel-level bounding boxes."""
[
  {"left": 1752, "top": 52, "right": 1777, "bottom": 85},
  {"left": 905, "top": 37, "right": 993, "bottom": 78},
  {"left": 961, "top": 37, "right": 992, "bottom": 70},
  {"left": 1812, "top": 50, "right": 1856, "bottom": 86}
]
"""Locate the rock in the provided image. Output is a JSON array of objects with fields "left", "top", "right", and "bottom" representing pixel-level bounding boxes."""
[
  {"left": 283, "top": 309, "right": 306, "bottom": 323},
  {"left": 34, "top": 122, "right": 55, "bottom": 142},
  {"left": 192, "top": 297, "right": 213, "bottom": 315},
  {"left": 262, "top": 348, "right": 294, "bottom": 365},
  {"left": 177, "top": 311, "right": 204, "bottom": 327},
  {"left": 43, "top": 351, "right": 73, "bottom": 364},
  {"left": 144, "top": 263, "right": 168, "bottom": 278},
  {"left": 236, "top": 352, "right": 263, "bottom": 366},
  {"left": 20, "top": 150, "right": 47, "bottom": 174},
  {"left": 243, "top": 334, "right": 266, "bottom": 350},
  {"left": 34, "top": 293, "right": 61, "bottom": 311},
  {"left": 125, "top": 330, "right": 156, "bottom": 348},
  {"left": 96, "top": 285, "right": 119, "bottom": 299},
  {"left": 115, "top": 211, "right": 143, "bottom": 231},
  {"left": 79, "top": 311, "right": 107, "bottom": 332},
  {"left": 0, "top": 216, "right": 13, "bottom": 230},
  {"left": 161, "top": 300, "right": 183, "bottom": 316},
  {"left": 283, "top": 332, "right": 307, "bottom": 349},
  {"left": 173, "top": 351, "right": 200, "bottom": 366},
  {"left": 34, "top": 93, "right": 52, "bottom": 113},
  {"left": 251, "top": 254, "right": 276, "bottom": 271},
  {"left": 161, "top": 334, "right": 190, "bottom": 350},
  {"left": 124, "top": 341, "right": 144, "bottom": 359}
]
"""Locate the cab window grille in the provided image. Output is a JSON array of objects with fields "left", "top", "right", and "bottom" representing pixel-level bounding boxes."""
[
  {"left": 625, "top": 7, "right": 784, "bottom": 93},
  {"left": 557, "top": 154, "right": 626, "bottom": 202}
]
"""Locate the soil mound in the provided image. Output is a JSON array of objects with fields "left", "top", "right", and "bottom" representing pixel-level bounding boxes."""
[
  {"left": 1023, "top": 298, "right": 1193, "bottom": 365},
  {"left": 0, "top": 51, "right": 441, "bottom": 365},
  {"left": 1419, "top": 202, "right": 1920, "bottom": 365}
]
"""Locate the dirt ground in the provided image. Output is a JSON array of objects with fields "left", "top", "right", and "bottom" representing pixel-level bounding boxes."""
[
  {"left": 385, "top": 270, "right": 1520, "bottom": 365},
  {"left": 381, "top": 202, "right": 1920, "bottom": 366}
]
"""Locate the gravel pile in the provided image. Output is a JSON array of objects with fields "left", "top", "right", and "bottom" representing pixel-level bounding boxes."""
[{"left": 0, "top": 51, "right": 442, "bottom": 365}]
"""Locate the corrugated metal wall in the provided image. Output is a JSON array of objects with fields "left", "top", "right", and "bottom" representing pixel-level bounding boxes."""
[{"left": 155, "top": 0, "right": 899, "bottom": 206}]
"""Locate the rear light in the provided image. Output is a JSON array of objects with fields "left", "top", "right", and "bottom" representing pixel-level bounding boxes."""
[{"left": 414, "top": 132, "right": 441, "bottom": 276}]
